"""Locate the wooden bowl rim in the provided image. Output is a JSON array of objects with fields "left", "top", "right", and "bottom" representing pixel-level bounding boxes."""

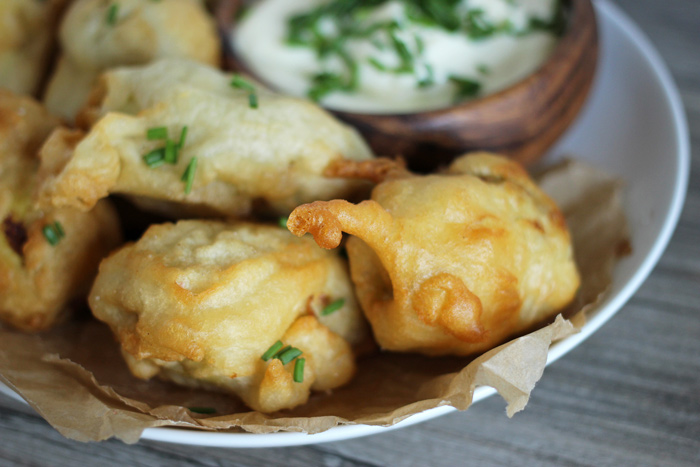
[{"left": 218, "top": 0, "right": 597, "bottom": 120}]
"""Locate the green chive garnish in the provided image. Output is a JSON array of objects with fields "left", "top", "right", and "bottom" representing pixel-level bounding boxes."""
[
  {"left": 389, "top": 29, "right": 414, "bottom": 73},
  {"left": 321, "top": 298, "right": 345, "bottom": 316},
  {"left": 477, "top": 64, "right": 491, "bottom": 75},
  {"left": 417, "top": 64, "right": 435, "bottom": 88},
  {"left": 54, "top": 221, "right": 65, "bottom": 238},
  {"left": 188, "top": 407, "right": 216, "bottom": 414},
  {"left": 293, "top": 358, "right": 305, "bottom": 383},
  {"left": 230, "top": 75, "right": 254, "bottom": 91},
  {"left": 273, "top": 345, "right": 292, "bottom": 359},
  {"left": 248, "top": 93, "right": 258, "bottom": 109},
  {"left": 164, "top": 138, "right": 177, "bottom": 164},
  {"left": 181, "top": 157, "right": 198, "bottom": 194},
  {"left": 465, "top": 9, "right": 496, "bottom": 39},
  {"left": 143, "top": 126, "right": 187, "bottom": 167},
  {"left": 178, "top": 125, "right": 189, "bottom": 149},
  {"left": 42, "top": 222, "right": 65, "bottom": 246},
  {"left": 146, "top": 127, "right": 168, "bottom": 140},
  {"left": 106, "top": 3, "right": 119, "bottom": 25},
  {"left": 368, "top": 57, "right": 388, "bottom": 72},
  {"left": 43, "top": 226, "right": 59, "bottom": 246},
  {"left": 278, "top": 347, "right": 303, "bottom": 365},
  {"left": 143, "top": 148, "right": 165, "bottom": 168},
  {"left": 449, "top": 76, "right": 482, "bottom": 100},
  {"left": 230, "top": 75, "right": 258, "bottom": 109},
  {"left": 278, "top": 217, "right": 288, "bottom": 229},
  {"left": 261, "top": 341, "right": 284, "bottom": 361}
]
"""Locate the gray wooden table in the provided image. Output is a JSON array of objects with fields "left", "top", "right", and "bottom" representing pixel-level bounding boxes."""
[{"left": 1, "top": 0, "right": 698, "bottom": 465}]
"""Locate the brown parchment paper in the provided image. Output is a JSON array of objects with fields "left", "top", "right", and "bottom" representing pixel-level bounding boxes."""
[{"left": 0, "top": 159, "right": 630, "bottom": 444}]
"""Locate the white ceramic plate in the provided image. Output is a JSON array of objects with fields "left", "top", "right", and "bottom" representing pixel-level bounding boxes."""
[{"left": 0, "top": 0, "right": 689, "bottom": 448}]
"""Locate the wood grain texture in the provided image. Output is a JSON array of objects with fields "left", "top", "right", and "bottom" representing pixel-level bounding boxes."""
[{"left": 1, "top": 0, "right": 699, "bottom": 465}]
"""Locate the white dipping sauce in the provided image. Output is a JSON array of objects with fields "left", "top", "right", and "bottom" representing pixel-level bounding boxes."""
[{"left": 234, "top": 0, "right": 561, "bottom": 114}]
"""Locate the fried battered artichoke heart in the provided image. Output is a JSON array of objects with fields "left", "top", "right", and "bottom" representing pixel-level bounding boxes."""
[
  {"left": 288, "top": 153, "right": 581, "bottom": 356},
  {"left": 0, "top": 0, "right": 65, "bottom": 96},
  {"left": 44, "top": 0, "right": 220, "bottom": 121},
  {"left": 37, "top": 59, "right": 374, "bottom": 218},
  {"left": 89, "top": 221, "right": 369, "bottom": 413},
  {"left": 0, "top": 90, "right": 121, "bottom": 332}
]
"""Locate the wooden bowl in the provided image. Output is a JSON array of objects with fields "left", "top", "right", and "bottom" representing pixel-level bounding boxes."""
[{"left": 216, "top": 0, "right": 598, "bottom": 171}]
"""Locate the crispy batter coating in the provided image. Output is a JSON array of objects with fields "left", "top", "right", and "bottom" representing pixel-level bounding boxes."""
[
  {"left": 37, "top": 59, "right": 374, "bottom": 219},
  {"left": 289, "top": 153, "right": 581, "bottom": 356},
  {"left": 89, "top": 220, "right": 368, "bottom": 413},
  {"left": 0, "top": 0, "right": 65, "bottom": 96},
  {"left": 44, "top": 0, "right": 220, "bottom": 121},
  {"left": 0, "top": 90, "right": 122, "bottom": 332}
]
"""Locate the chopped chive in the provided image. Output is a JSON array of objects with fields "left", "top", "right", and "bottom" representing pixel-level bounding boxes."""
[
  {"left": 370, "top": 37, "right": 385, "bottom": 50},
  {"left": 273, "top": 345, "right": 292, "bottom": 359},
  {"left": 261, "top": 340, "right": 284, "bottom": 361},
  {"left": 248, "top": 93, "right": 258, "bottom": 109},
  {"left": 144, "top": 126, "right": 187, "bottom": 167},
  {"left": 42, "top": 222, "right": 64, "bottom": 246},
  {"left": 53, "top": 221, "right": 65, "bottom": 238},
  {"left": 321, "top": 298, "right": 345, "bottom": 316},
  {"left": 307, "top": 71, "right": 346, "bottom": 101},
  {"left": 181, "top": 157, "right": 198, "bottom": 195},
  {"left": 178, "top": 125, "right": 189, "bottom": 149},
  {"left": 414, "top": 34, "right": 425, "bottom": 55},
  {"left": 43, "top": 225, "right": 59, "bottom": 246},
  {"left": 106, "top": 3, "right": 119, "bottom": 25},
  {"left": 278, "top": 347, "right": 303, "bottom": 365},
  {"left": 230, "top": 75, "right": 258, "bottom": 109},
  {"left": 230, "top": 75, "right": 255, "bottom": 92},
  {"left": 449, "top": 76, "right": 482, "bottom": 100},
  {"left": 146, "top": 127, "right": 168, "bottom": 140},
  {"left": 417, "top": 64, "right": 435, "bottom": 88},
  {"left": 389, "top": 28, "right": 414, "bottom": 73},
  {"left": 164, "top": 139, "right": 177, "bottom": 164},
  {"left": 368, "top": 57, "right": 388, "bottom": 72},
  {"left": 143, "top": 148, "right": 165, "bottom": 168},
  {"left": 278, "top": 217, "right": 288, "bottom": 229},
  {"left": 171, "top": 125, "right": 188, "bottom": 163},
  {"left": 188, "top": 407, "right": 216, "bottom": 414},
  {"left": 477, "top": 64, "right": 491, "bottom": 75},
  {"left": 293, "top": 358, "right": 305, "bottom": 383}
]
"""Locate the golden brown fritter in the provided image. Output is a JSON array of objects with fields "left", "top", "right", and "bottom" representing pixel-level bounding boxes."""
[
  {"left": 288, "top": 153, "right": 581, "bottom": 356},
  {"left": 37, "top": 59, "right": 374, "bottom": 219},
  {"left": 0, "top": 90, "right": 122, "bottom": 332},
  {"left": 44, "top": 0, "right": 220, "bottom": 121},
  {"left": 0, "top": 0, "right": 65, "bottom": 96},
  {"left": 89, "top": 220, "right": 369, "bottom": 413}
]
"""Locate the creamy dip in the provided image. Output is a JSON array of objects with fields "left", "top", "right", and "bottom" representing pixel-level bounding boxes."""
[{"left": 234, "top": 0, "right": 563, "bottom": 114}]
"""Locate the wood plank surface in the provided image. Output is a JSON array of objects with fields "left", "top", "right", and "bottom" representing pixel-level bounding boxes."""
[{"left": 1, "top": 0, "right": 699, "bottom": 465}]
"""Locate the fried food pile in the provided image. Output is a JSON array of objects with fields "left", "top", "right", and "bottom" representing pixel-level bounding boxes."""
[
  {"left": 289, "top": 154, "right": 581, "bottom": 355},
  {"left": 0, "top": 1, "right": 582, "bottom": 415}
]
